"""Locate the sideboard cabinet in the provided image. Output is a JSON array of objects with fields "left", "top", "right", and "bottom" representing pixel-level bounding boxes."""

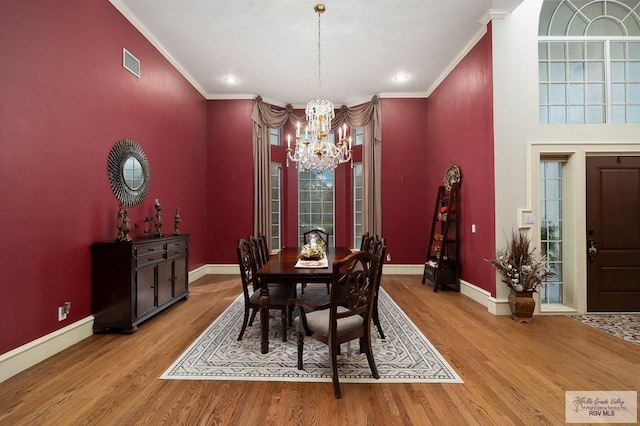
[{"left": 92, "top": 235, "right": 189, "bottom": 333}]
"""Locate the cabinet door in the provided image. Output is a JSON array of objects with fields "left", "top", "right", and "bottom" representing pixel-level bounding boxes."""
[
  {"left": 173, "top": 256, "right": 188, "bottom": 297},
  {"left": 157, "top": 261, "right": 173, "bottom": 306},
  {"left": 136, "top": 265, "right": 156, "bottom": 318}
]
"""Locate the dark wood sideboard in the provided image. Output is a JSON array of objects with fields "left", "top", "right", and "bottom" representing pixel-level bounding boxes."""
[{"left": 91, "top": 235, "right": 189, "bottom": 333}]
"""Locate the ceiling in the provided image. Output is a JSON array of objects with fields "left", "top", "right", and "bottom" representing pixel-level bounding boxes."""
[{"left": 111, "top": 0, "right": 525, "bottom": 107}]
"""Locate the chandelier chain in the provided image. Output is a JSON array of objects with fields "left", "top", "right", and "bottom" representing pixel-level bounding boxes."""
[{"left": 317, "top": 9, "right": 322, "bottom": 100}]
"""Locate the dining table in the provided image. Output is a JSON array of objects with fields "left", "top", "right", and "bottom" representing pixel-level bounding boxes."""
[{"left": 256, "top": 246, "right": 353, "bottom": 354}]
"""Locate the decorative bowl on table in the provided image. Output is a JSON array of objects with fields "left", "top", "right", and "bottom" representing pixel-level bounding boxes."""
[{"left": 299, "top": 243, "right": 325, "bottom": 260}]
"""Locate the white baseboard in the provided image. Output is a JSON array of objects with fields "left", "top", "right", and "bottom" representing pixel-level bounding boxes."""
[{"left": 0, "top": 316, "right": 94, "bottom": 383}]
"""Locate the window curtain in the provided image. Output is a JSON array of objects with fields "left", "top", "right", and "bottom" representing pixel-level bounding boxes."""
[{"left": 251, "top": 95, "right": 382, "bottom": 244}]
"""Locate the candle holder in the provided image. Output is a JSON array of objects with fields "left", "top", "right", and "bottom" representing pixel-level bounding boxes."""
[
  {"left": 154, "top": 199, "right": 163, "bottom": 237},
  {"left": 121, "top": 208, "right": 132, "bottom": 242},
  {"left": 173, "top": 207, "right": 181, "bottom": 236},
  {"left": 115, "top": 202, "right": 125, "bottom": 241}
]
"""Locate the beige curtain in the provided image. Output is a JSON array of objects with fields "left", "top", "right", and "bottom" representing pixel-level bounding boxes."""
[{"left": 251, "top": 95, "right": 382, "bottom": 243}]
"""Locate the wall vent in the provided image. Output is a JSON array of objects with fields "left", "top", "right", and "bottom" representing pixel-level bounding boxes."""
[{"left": 123, "top": 48, "right": 140, "bottom": 78}]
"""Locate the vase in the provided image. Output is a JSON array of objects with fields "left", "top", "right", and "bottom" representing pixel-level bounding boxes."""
[{"left": 508, "top": 289, "right": 535, "bottom": 323}]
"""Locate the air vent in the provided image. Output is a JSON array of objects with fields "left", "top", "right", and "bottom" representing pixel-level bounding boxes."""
[{"left": 123, "top": 48, "right": 140, "bottom": 78}]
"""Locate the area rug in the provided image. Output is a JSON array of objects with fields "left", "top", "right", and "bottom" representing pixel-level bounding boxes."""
[
  {"left": 569, "top": 314, "right": 640, "bottom": 346},
  {"left": 161, "top": 287, "right": 463, "bottom": 383}
]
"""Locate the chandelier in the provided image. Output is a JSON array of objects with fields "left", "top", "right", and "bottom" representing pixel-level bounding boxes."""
[{"left": 286, "top": 4, "right": 352, "bottom": 173}]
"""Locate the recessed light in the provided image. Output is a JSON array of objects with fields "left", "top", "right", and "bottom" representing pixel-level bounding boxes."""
[
  {"left": 224, "top": 76, "right": 238, "bottom": 84},
  {"left": 393, "top": 73, "right": 408, "bottom": 82}
]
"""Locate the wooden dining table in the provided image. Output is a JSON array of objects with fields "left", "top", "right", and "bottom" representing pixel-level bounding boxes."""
[{"left": 256, "top": 246, "right": 353, "bottom": 354}]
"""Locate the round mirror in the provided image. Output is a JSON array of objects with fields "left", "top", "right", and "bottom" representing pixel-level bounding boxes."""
[
  {"left": 107, "top": 139, "right": 150, "bottom": 206},
  {"left": 123, "top": 157, "right": 144, "bottom": 190}
]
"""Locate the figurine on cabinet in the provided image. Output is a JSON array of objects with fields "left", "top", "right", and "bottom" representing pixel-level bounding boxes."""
[
  {"left": 115, "top": 203, "right": 125, "bottom": 241},
  {"left": 173, "top": 207, "right": 181, "bottom": 236},
  {"left": 154, "top": 199, "right": 163, "bottom": 237},
  {"left": 121, "top": 209, "right": 132, "bottom": 242}
]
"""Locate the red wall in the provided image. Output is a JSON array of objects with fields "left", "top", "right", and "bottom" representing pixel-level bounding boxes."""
[
  {"left": 0, "top": 0, "right": 208, "bottom": 354},
  {"left": 206, "top": 100, "right": 255, "bottom": 263},
  {"left": 425, "top": 24, "right": 496, "bottom": 294},
  {"left": 380, "top": 98, "right": 431, "bottom": 264}
]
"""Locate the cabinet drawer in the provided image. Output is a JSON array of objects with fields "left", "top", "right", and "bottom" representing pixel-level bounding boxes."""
[
  {"left": 135, "top": 243, "right": 166, "bottom": 266},
  {"left": 166, "top": 240, "right": 188, "bottom": 258}
]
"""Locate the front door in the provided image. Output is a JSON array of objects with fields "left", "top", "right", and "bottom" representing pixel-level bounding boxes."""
[{"left": 586, "top": 156, "right": 640, "bottom": 312}]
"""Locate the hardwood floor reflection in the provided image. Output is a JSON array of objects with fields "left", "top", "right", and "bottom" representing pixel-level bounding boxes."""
[{"left": 1, "top": 274, "right": 638, "bottom": 425}]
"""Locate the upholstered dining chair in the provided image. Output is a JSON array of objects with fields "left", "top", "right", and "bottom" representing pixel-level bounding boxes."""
[
  {"left": 303, "top": 229, "right": 329, "bottom": 247},
  {"left": 367, "top": 237, "right": 387, "bottom": 339},
  {"left": 236, "top": 239, "right": 291, "bottom": 342},
  {"left": 301, "top": 228, "right": 331, "bottom": 294},
  {"left": 249, "top": 235, "right": 267, "bottom": 269},
  {"left": 257, "top": 233, "right": 270, "bottom": 263},
  {"left": 291, "top": 251, "right": 380, "bottom": 399},
  {"left": 359, "top": 232, "right": 371, "bottom": 251}
]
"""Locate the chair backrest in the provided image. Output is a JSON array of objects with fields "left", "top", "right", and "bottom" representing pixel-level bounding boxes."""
[
  {"left": 304, "top": 229, "right": 329, "bottom": 247},
  {"left": 367, "top": 237, "right": 386, "bottom": 289},
  {"left": 257, "top": 233, "right": 270, "bottom": 262},
  {"left": 359, "top": 232, "right": 371, "bottom": 251},
  {"left": 330, "top": 251, "right": 379, "bottom": 332},
  {"left": 249, "top": 235, "right": 266, "bottom": 269},
  {"left": 237, "top": 239, "right": 258, "bottom": 294}
]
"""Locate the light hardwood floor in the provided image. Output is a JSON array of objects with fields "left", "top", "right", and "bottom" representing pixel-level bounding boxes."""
[{"left": 1, "top": 274, "right": 638, "bottom": 425}]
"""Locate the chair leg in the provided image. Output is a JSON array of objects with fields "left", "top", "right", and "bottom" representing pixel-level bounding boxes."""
[
  {"left": 296, "top": 331, "right": 304, "bottom": 370},
  {"left": 281, "top": 309, "right": 287, "bottom": 342},
  {"left": 248, "top": 308, "right": 258, "bottom": 326},
  {"left": 329, "top": 341, "right": 342, "bottom": 399},
  {"left": 373, "top": 297, "right": 385, "bottom": 339},
  {"left": 362, "top": 329, "right": 380, "bottom": 379},
  {"left": 237, "top": 306, "right": 250, "bottom": 341}
]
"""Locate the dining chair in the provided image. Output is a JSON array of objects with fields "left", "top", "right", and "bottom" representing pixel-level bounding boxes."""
[
  {"left": 291, "top": 251, "right": 380, "bottom": 399},
  {"left": 367, "top": 237, "right": 387, "bottom": 339},
  {"left": 249, "top": 235, "right": 267, "bottom": 269},
  {"left": 303, "top": 229, "right": 329, "bottom": 247},
  {"left": 301, "top": 228, "right": 331, "bottom": 294},
  {"left": 359, "top": 232, "right": 371, "bottom": 251},
  {"left": 236, "top": 239, "right": 291, "bottom": 342},
  {"left": 257, "top": 233, "right": 270, "bottom": 263}
]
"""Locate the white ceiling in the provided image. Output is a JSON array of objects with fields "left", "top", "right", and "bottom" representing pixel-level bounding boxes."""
[{"left": 111, "top": 0, "right": 525, "bottom": 107}]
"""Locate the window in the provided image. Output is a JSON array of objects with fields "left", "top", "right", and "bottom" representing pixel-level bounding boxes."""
[
  {"left": 352, "top": 162, "right": 363, "bottom": 248},
  {"left": 269, "top": 127, "right": 281, "bottom": 146},
  {"left": 538, "top": 0, "right": 640, "bottom": 123},
  {"left": 298, "top": 169, "right": 334, "bottom": 247},
  {"left": 540, "top": 160, "right": 565, "bottom": 304},
  {"left": 351, "top": 127, "right": 364, "bottom": 146},
  {"left": 270, "top": 163, "right": 282, "bottom": 251}
]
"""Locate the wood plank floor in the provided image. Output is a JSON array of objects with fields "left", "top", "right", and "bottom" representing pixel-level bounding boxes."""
[{"left": 1, "top": 274, "right": 639, "bottom": 425}]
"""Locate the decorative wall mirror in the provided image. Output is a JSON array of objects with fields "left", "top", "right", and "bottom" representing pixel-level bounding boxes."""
[{"left": 107, "top": 139, "right": 151, "bottom": 206}]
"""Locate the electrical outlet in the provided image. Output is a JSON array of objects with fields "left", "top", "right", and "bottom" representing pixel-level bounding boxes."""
[
  {"left": 386, "top": 253, "right": 391, "bottom": 262},
  {"left": 58, "top": 306, "right": 67, "bottom": 321}
]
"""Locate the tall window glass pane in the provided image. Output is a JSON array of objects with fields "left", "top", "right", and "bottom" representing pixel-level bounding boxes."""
[
  {"left": 352, "top": 162, "right": 363, "bottom": 249},
  {"left": 298, "top": 169, "right": 334, "bottom": 246},
  {"left": 540, "top": 160, "right": 564, "bottom": 304},
  {"left": 269, "top": 127, "right": 280, "bottom": 146},
  {"left": 351, "top": 128, "right": 364, "bottom": 146},
  {"left": 270, "top": 163, "right": 281, "bottom": 250}
]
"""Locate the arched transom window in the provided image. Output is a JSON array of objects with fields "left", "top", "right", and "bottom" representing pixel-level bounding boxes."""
[{"left": 539, "top": 0, "right": 640, "bottom": 123}]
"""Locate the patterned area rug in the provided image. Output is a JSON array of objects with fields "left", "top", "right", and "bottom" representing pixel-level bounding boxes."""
[
  {"left": 569, "top": 314, "right": 640, "bottom": 346},
  {"left": 161, "top": 287, "right": 463, "bottom": 383}
]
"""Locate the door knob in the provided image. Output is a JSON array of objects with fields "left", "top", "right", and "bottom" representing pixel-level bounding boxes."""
[{"left": 587, "top": 239, "right": 597, "bottom": 262}]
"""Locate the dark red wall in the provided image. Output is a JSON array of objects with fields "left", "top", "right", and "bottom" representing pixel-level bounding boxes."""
[
  {"left": 380, "top": 98, "right": 431, "bottom": 264},
  {"left": 206, "top": 100, "right": 254, "bottom": 263},
  {"left": 425, "top": 24, "right": 496, "bottom": 295},
  {"left": 0, "top": 0, "right": 207, "bottom": 354}
]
